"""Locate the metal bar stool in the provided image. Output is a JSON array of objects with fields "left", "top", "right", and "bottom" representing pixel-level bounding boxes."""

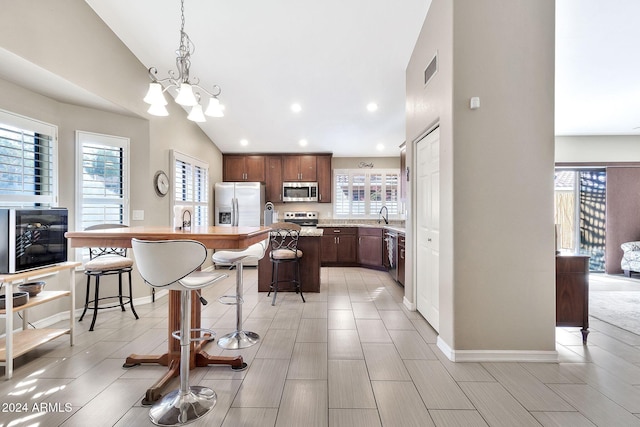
[
  {"left": 267, "top": 222, "right": 305, "bottom": 306},
  {"left": 132, "top": 238, "right": 228, "bottom": 426},
  {"left": 212, "top": 240, "right": 267, "bottom": 349},
  {"left": 79, "top": 224, "right": 138, "bottom": 331}
]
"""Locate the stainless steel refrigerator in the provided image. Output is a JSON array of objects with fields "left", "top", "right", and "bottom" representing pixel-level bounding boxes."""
[{"left": 214, "top": 182, "right": 265, "bottom": 227}]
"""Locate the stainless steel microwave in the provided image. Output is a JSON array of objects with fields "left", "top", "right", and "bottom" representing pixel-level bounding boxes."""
[{"left": 282, "top": 182, "right": 318, "bottom": 202}]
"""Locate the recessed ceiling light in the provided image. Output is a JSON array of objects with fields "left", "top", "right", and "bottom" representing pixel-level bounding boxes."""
[
  {"left": 291, "top": 103, "right": 302, "bottom": 113},
  {"left": 240, "top": 139, "right": 249, "bottom": 146},
  {"left": 299, "top": 139, "right": 308, "bottom": 146},
  {"left": 367, "top": 102, "right": 378, "bottom": 112},
  {"left": 376, "top": 143, "right": 384, "bottom": 151}
]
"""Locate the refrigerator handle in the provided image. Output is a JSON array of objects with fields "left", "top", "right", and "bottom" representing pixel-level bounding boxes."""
[{"left": 232, "top": 197, "right": 238, "bottom": 226}]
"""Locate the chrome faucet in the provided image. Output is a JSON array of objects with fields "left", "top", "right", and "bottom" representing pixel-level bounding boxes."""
[{"left": 378, "top": 206, "right": 389, "bottom": 225}]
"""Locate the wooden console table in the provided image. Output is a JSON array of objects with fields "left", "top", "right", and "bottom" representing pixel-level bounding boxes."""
[
  {"left": 556, "top": 255, "right": 590, "bottom": 343},
  {"left": 1, "top": 261, "right": 80, "bottom": 379},
  {"left": 65, "top": 225, "right": 270, "bottom": 403}
]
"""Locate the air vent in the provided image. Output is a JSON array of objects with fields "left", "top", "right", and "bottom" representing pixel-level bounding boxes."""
[{"left": 424, "top": 53, "right": 438, "bottom": 86}]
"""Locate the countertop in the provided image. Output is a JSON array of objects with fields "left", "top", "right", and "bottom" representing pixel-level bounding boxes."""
[{"left": 317, "top": 223, "right": 405, "bottom": 234}]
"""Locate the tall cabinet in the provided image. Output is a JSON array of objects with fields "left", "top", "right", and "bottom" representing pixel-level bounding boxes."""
[{"left": 556, "top": 255, "right": 590, "bottom": 343}]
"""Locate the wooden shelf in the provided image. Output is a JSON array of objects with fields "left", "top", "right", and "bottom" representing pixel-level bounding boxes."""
[
  {"left": 1, "top": 262, "right": 78, "bottom": 379},
  {"left": 0, "top": 261, "right": 81, "bottom": 283},
  {"left": 0, "top": 290, "right": 70, "bottom": 315},
  {"left": 0, "top": 328, "right": 70, "bottom": 361}
]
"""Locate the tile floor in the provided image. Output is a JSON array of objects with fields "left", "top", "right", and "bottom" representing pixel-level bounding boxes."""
[{"left": 2, "top": 267, "right": 640, "bottom": 426}]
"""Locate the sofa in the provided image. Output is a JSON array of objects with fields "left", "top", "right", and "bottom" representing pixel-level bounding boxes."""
[{"left": 621, "top": 241, "right": 640, "bottom": 277}]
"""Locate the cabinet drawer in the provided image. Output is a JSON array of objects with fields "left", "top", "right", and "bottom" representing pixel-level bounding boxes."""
[
  {"left": 398, "top": 233, "right": 405, "bottom": 246},
  {"left": 320, "top": 227, "right": 357, "bottom": 235},
  {"left": 359, "top": 227, "right": 383, "bottom": 237}
]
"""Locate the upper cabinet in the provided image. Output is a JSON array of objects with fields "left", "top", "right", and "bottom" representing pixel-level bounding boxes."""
[
  {"left": 223, "top": 155, "right": 266, "bottom": 182},
  {"left": 316, "top": 154, "right": 332, "bottom": 203},
  {"left": 223, "top": 153, "right": 332, "bottom": 203},
  {"left": 265, "top": 156, "right": 283, "bottom": 203},
  {"left": 283, "top": 155, "right": 317, "bottom": 181}
]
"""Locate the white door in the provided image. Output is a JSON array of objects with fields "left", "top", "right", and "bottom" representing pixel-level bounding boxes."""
[{"left": 416, "top": 127, "right": 440, "bottom": 331}]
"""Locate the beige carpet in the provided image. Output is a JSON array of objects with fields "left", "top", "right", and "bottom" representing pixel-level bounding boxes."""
[{"left": 589, "top": 274, "right": 640, "bottom": 335}]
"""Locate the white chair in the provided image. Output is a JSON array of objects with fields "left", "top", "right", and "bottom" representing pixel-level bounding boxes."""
[
  {"left": 131, "top": 238, "right": 228, "bottom": 426},
  {"left": 212, "top": 240, "right": 267, "bottom": 349}
]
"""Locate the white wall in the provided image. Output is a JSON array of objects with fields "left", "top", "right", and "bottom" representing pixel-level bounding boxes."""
[
  {"left": 556, "top": 135, "right": 640, "bottom": 163},
  {"left": 406, "top": 0, "right": 556, "bottom": 359}
]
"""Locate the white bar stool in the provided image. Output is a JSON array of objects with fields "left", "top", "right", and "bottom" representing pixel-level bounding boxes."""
[
  {"left": 132, "top": 238, "right": 228, "bottom": 426},
  {"left": 212, "top": 240, "right": 267, "bottom": 349}
]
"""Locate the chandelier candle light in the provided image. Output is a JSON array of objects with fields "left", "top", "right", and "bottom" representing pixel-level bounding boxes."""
[{"left": 143, "top": 0, "right": 225, "bottom": 122}]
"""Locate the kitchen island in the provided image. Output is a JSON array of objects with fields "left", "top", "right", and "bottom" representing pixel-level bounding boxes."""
[{"left": 258, "top": 227, "right": 323, "bottom": 293}]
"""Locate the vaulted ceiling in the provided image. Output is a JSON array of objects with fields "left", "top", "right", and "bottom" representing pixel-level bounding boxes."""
[{"left": 2, "top": 1, "right": 638, "bottom": 157}]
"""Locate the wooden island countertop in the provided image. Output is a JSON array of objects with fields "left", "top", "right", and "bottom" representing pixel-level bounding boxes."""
[{"left": 66, "top": 225, "right": 271, "bottom": 250}]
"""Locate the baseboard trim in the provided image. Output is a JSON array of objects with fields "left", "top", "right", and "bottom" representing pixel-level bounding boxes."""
[
  {"left": 403, "top": 296, "right": 415, "bottom": 311},
  {"left": 437, "top": 336, "right": 558, "bottom": 362}
]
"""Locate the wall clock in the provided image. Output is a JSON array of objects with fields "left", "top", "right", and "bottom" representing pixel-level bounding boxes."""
[{"left": 154, "top": 170, "right": 169, "bottom": 197}]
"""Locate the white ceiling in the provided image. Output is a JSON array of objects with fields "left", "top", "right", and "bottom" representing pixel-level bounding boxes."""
[
  {"left": 3, "top": 1, "right": 639, "bottom": 157},
  {"left": 555, "top": 0, "right": 640, "bottom": 135}
]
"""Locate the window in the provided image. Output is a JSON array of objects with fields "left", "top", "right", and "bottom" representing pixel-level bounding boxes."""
[
  {"left": 554, "top": 168, "right": 606, "bottom": 271},
  {"left": 76, "top": 131, "right": 129, "bottom": 231},
  {"left": 171, "top": 150, "right": 209, "bottom": 227},
  {"left": 0, "top": 109, "right": 57, "bottom": 207},
  {"left": 333, "top": 169, "right": 400, "bottom": 219}
]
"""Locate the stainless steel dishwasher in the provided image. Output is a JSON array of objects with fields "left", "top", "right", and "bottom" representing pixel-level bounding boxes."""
[{"left": 385, "top": 230, "right": 398, "bottom": 282}]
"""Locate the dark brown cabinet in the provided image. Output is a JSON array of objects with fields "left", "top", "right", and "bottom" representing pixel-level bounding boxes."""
[
  {"left": 223, "top": 155, "right": 266, "bottom": 182},
  {"left": 358, "top": 228, "right": 383, "bottom": 267},
  {"left": 316, "top": 154, "right": 332, "bottom": 203},
  {"left": 556, "top": 255, "right": 589, "bottom": 343},
  {"left": 397, "top": 233, "right": 405, "bottom": 285},
  {"left": 265, "top": 156, "right": 283, "bottom": 202},
  {"left": 320, "top": 227, "right": 357, "bottom": 265},
  {"left": 283, "top": 155, "right": 317, "bottom": 181},
  {"left": 258, "top": 236, "right": 321, "bottom": 293}
]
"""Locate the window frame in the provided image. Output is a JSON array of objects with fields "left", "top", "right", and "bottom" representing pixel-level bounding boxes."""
[
  {"left": 333, "top": 168, "right": 400, "bottom": 220},
  {"left": 171, "top": 150, "right": 209, "bottom": 227},
  {"left": 75, "top": 130, "right": 130, "bottom": 234},
  {"left": 0, "top": 109, "right": 58, "bottom": 207}
]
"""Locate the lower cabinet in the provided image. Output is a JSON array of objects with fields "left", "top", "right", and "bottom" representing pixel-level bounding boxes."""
[
  {"left": 397, "top": 233, "right": 405, "bottom": 285},
  {"left": 320, "top": 227, "right": 357, "bottom": 265},
  {"left": 358, "top": 228, "right": 383, "bottom": 268},
  {"left": 556, "top": 255, "right": 589, "bottom": 343}
]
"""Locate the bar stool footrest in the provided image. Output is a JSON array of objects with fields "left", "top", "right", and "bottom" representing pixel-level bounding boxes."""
[
  {"left": 171, "top": 328, "right": 216, "bottom": 342},
  {"left": 218, "top": 295, "right": 243, "bottom": 305}
]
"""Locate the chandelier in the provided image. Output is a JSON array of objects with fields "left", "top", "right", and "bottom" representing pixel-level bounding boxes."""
[{"left": 143, "top": 0, "right": 224, "bottom": 122}]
